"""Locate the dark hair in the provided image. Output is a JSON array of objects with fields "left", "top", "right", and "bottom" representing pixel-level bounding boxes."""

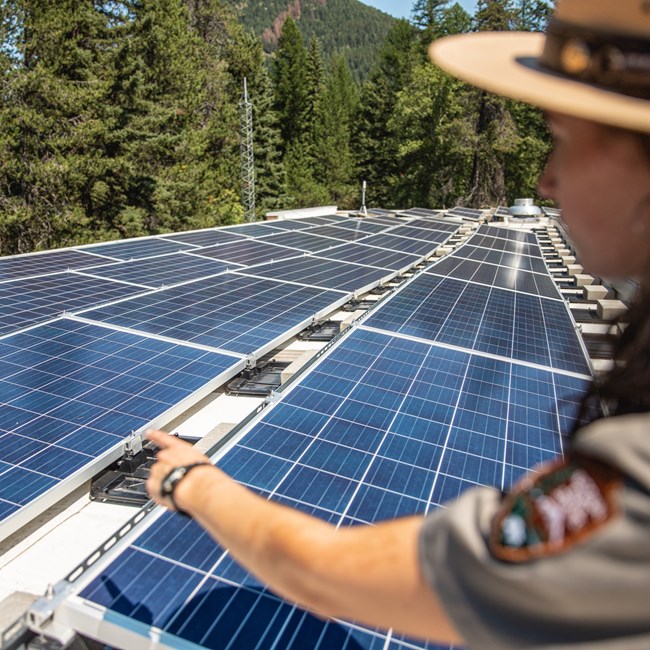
[{"left": 571, "top": 132, "right": 650, "bottom": 434}]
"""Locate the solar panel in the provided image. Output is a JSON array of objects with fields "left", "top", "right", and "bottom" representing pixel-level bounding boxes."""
[
  {"left": 239, "top": 256, "right": 394, "bottom": 293},
  {"left": 426, "top": 257, "right": 560, "bottom": 300},
  {"left": 70, "top": 325, "right": 587, "bottom": 650},
  {"left": 258, "top": 231, "right": 348, "bottom": 253},
  {"left": 445, "top": 207, "right": 483, "bottom": 220},
  {"left": 331, "top": 220, "right": 388, "bottom": 234},
  {"left": 259, "top": 219, "right": 315, "bottom": 231},
  {"left": 75, "top": 253, "right": 240, "bottom": 289},
  {"left": 76, "top": 238, "right": 196, "bottom": 261},
  {"left": 160, "top": 230, "right": 246, "bottom": 247},
  {"left": 0, "top": 318, "right": 242, "bottom": 540},
  {"left": 467, "top": 234, "right": 542, "bottom": 257},
  {"left": 0, "top": 273, "right": 149, "bottom": 337},
  {"left": 386, "top": 225, "right": 452, "bottom": 244},
  {"left": 303, "top": 225, "right": 370, "bottom": 243},
  {"left": 314, "top": 243, "right": 421, "bottom": 272},
  {"left": 188, "top": 239, "right": 301, "bottom": 266},
  {"left": 359, "top": 233, "right": 444, "bottom": 257},
  {"left": 78, "top": 274, "right": 348, "bottom": 356},
  {"left": 398, "top": 219, "right": 457, "bottom": 232},
  {"left": 30, "top": 221, "right": 592, "bottom": 650},
  {"left": 399, "top": 208, "right": 444, "bottom": 218},
  {"left": 221, "top": 223, "right": 286, "bottom": 237},
  {"left": 475, "top": 225, "right": 537, "bottom": 244},
  {"left": 0, "top": 249, "right": 113, "bottom": 283},
  {"left": 453, "top": 244, "right": 549, "bottom": 274}
]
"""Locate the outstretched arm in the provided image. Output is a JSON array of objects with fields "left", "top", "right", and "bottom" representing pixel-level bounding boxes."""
[{"left": 146, "top": 429, "right": 462, "bottom": 645}]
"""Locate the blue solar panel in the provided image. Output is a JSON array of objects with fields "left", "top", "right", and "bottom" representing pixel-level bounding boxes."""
[
  {"left": 160, "top": 230, "right": 246, "bottom": 247},
  {"left": 77, "top": 238, "right": 195, "bottom": 261},
  {"left": 400, "top": 219, "right": 458, "bottom": 233},
  {"left": 76, "top": 253, "right": 240, "bottom": 289},
  {"left": 359, "top": 234, "right": 443, "bottom": 257},
  {"left": 476, "top": 225, "right": 537, "bottom": 244},
  {"left": 334, "top": 220, "right": 389, "bottom": 234},
  {"left": 315, "top": 243, "right": 421, "bottom": 271},
  {"left": 189, "top": 239, "right": 301, "bottom": 266},
  {"left": 0, "top": 318, "right": 240, "bottom": 531},
  {"left": 258, "top": 231, "right": 347, "bottom": 252},
  {"left": 0, "top": 273, "right": 149, "bottom": 337},
  {"left": 364, "top": 273, "right": 588, "bottom": 375},
  {"left": 0, "top": 249, "right": 112, "bottom": 282},
  {"left": 240, "top": 257, "right": 392, "bottom": 292},
  {"left": 75, "top": 327, "right": 586, "bottom": 650},
  {"left": 453, "top": 244, "right": 549, "bottom": 274},
  {"left": 260, "top": 220, "right": 315, "bottom": 231},
  {"left": 426, "top": 257, "right": 561, "bottom": 300},
  {"left": 385, "top": 226, "right": 452, "bottom": 244},
  {"left": 222, "top": 223, "right": 285, "bottom": 237},
  {"left": 78, "top": 274, "right": 347, "bottom": 355},
  {"left": 467, "top": 234, "right": 541, "bottom": 257},
  {"left": 307, "top": 225, "right": 373, "bottom": 242}
]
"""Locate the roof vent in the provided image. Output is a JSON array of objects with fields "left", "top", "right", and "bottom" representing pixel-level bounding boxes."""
[{"left": 508, "top": 198, "right": 542, "bottom": 219}]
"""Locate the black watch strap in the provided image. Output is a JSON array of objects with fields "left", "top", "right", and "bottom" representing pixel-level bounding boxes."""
[{"left": 160, "top": 461, "right": 212, "bottom": 515}]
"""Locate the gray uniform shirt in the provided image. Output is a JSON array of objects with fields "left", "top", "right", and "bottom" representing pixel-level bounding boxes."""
[{"left": 419, "top": 413, "right": 650, "bottom": 649}]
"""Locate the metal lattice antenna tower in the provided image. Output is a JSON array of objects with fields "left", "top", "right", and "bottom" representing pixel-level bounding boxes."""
[{"left": 239, "top": 78, "right": 256, "bottom": 222}]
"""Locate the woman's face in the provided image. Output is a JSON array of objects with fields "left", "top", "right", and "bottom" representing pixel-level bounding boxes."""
[{"left": 538, "top": 113, "right": 650, "bottom": 280}]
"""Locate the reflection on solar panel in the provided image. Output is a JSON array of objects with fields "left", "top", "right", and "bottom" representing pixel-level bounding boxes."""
[
  {"left": 73, "top": 326, "right": 587, "bottom": 650},
  {"left": 476, "top": 225, "right": 537, "bottom": 243},
  {"left": 468, "top": 234, "right": 542, "bottom": 257},
  {"left": 0, "top": 249, "right": 112, "bottom": 283},
  {"left": 76, "top": 253, "right": 241, "bottom": 289},
  {"left": 453, "top": 244, "right": 549, "bottom": 274},
  {"left": 77, "top": 238, "right": 195, "bottom": 261},
  {"left": 315, "top": 242, "right": 421, "bottom": 272},
  {"left": 404, "top": 219, "right": 458, "bottom": 233},
  {"left": 79, "top": 274, "right": 348, "bottom": 355},
  {"left": 189, "top": 239, "right": 300, "bottom": 266},
  {"left": 426, "top": 257, "right": 560, "bottom": 300},
  {"left": 240, "top": 256, "right": 394, "bottom": 293},
  {"left": 334, "top": 220, "right": 388, "bottom": 234},
  {"left": 296, "top": 215, "right": 347, "bottom": 226},
  {"left": 160, "top": 230, "right": 246, "bottom": 247},
  {"left": 494, "top": 206, "right": 511, "bottom": 219},
  {"left": 0, "top": 318, "right": 241, "bottom": 538},
  {"left": 0, "top": 273, "right": 148, "bottom": 337}
]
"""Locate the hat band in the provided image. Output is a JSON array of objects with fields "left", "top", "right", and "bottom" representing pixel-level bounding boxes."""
[{"left": 539, "top": 18, "right": 650, "bottom": 100}]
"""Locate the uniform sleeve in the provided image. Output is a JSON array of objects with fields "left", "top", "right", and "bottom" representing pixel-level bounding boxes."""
[{"left": 418, "top": 484, "right": 650, "bottom": 650}]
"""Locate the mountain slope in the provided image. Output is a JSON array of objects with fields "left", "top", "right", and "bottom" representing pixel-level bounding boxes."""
[{"left": 225, "top": 0, "right": 397, "bottom": 80}]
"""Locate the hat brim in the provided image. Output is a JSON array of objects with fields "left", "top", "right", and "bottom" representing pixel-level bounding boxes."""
[{"left": 429, "top": 32, "right": 650, "bottom": 134}]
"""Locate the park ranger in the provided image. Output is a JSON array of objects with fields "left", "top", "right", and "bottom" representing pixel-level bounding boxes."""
[{"left": 147, "top": 0, "right": 650, "bottom": 647}]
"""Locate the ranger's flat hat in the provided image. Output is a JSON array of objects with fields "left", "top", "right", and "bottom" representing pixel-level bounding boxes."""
[{"left": 429, "top": 0, "right": 650, "bottom": 134}]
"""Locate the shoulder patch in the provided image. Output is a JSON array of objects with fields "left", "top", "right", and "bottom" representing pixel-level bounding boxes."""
[{"left": 489, "top": 454, "right": 622, "bottom": 563}]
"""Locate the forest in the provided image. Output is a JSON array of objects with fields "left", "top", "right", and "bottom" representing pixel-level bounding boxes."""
[{"left": 0, "top": 0, "right": 554, "bottom": 255}]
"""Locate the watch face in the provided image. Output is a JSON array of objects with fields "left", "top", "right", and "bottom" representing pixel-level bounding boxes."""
[{"left": 162, "top": 467, "right": 185, "bottom": 496}]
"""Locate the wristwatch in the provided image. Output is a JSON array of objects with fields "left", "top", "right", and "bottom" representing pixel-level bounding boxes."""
[{"left": 159, "top": 462, "right": 212, "bottom": 515}]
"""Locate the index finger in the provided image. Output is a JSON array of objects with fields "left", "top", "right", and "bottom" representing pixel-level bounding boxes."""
[{"left": 146, "top": 429, "right": 184, "bottom": 449}]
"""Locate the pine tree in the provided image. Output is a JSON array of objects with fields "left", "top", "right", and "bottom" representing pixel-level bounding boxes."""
[
  {"left": 272, "top": 17, "right": 309, "bottom": 150},
  {"left": 313, "top": 54, "right": 359, "bottom": 208}
]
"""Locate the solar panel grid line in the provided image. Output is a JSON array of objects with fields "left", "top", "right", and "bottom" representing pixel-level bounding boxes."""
[
  {"left": 310, "top": 250, "right": 407, "bottom": 272},
  {"left": 233, "top": 270, "right": 362, "bottom": 296}
]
